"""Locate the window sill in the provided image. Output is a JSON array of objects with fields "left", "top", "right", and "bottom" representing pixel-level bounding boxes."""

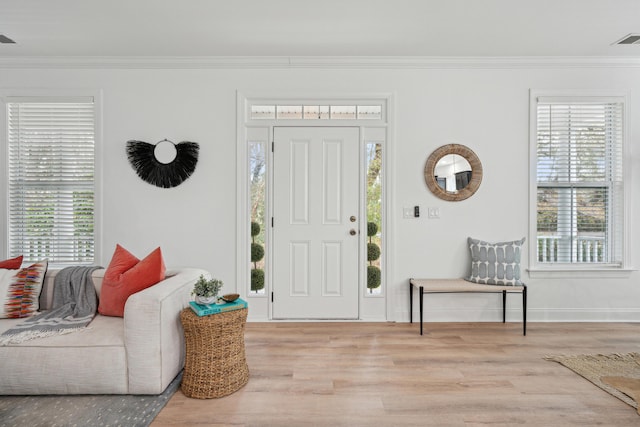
[{"left": 527, "top": 267, "right": 635, "bottom": 279}]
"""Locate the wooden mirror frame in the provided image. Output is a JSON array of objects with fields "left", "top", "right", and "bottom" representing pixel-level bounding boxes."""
[{"left": 424, "top": 144, "right": 483, "bottom": 202}]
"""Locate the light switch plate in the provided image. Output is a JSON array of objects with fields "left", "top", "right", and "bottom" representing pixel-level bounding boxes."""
[{"left": 428, "top": 207, "right": 440, "bottom": 219}]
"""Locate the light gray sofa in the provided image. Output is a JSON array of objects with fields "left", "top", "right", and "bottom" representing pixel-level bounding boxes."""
[{"left": 0, "top": 267, "right": 210, "bottom": 395}]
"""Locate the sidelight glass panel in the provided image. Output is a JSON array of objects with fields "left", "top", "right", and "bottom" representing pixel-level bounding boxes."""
[
  {"left": 366, "top": 142, "right": 383, "bottom": 295},
  {"left": 249, "top": 141, "right": 267, "bottom": 294}
]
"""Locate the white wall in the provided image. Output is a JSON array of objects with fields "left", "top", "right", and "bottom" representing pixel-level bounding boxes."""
[{"left": 1, "top": 63, "right": 638, "bottom": 323}]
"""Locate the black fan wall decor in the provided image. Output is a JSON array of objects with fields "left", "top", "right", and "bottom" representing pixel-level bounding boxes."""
[{"left": 126, "top": 139, "right": 200, "bottom": 188}]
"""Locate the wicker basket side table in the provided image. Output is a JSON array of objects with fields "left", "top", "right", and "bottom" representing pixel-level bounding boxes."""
[{"left": 180, "top": 307, "right": 249, "bottom": 399}]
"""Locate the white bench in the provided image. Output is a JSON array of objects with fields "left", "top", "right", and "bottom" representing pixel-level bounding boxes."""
[{"left": 409, "top": 278, "right": 527, "bottom": 336}]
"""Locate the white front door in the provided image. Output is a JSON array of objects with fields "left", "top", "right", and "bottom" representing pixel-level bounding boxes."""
[{"left": 272, "top": 127, "right": 360, "bottom": 319}]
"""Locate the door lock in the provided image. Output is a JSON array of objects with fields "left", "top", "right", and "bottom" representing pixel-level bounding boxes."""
[{"left": 350, "top": 216, "right": 356, "bottom": 222}]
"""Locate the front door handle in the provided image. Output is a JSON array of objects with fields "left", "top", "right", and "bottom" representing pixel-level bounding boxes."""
[{"left": 350, "top": 229, "right": 357, "bottom": 236}]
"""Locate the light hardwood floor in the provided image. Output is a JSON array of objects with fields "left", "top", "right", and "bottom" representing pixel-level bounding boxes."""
[{"left": 152, "top": 322, "right": 640, "bottom": 426}]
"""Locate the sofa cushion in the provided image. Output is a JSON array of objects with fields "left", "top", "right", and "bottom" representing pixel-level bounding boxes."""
[
  {"left": 0, "top": 255, "right": 23, "bottom": 269},
  {"left": 98, "top": 245, "right": 165, "bottom": 317},
  {"left": 0, "top": 314, "right": 128, "bottom": 394},
  {"left": 0, "top": 260, "right": 48, "bottom": 318}
]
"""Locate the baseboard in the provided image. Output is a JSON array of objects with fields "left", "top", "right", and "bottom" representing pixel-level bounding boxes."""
[
  {"left": 524, "top": 308, "right": 640, "bottom": 322},
  {"left": 249, "top": 308, "right": 640, "bottom": 323},
  {"left": 246, "top": 315, "right": 387, "bottom": 322},
  {"left": 247, "top": 314, "right": 269, "bottom": 322},
  {"left": 396, "top": 307, "right": 640, "bottom": 323}
]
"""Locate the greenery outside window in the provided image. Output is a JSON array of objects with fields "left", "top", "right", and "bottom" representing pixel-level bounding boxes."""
[
  {"left": 533, "top": 95, "right": 624, "bottom": 269},
  {"left": 249, "top": 140, "right": 266, "bottom": 294},
  {"left": 366, "top": 142, "right": 383, "bottom": 294},
  {"left": 6, "top": 97, "right": 97, "bottom": 265}
]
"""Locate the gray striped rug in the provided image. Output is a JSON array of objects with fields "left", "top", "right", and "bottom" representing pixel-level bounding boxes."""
[{"left": 0, "top": 372, "right": 181, "bottom": 427}]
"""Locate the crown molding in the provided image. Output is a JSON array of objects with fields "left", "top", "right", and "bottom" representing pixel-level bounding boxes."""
[{"left": 0, "top": 56, "right": 639, "bottom": 70}]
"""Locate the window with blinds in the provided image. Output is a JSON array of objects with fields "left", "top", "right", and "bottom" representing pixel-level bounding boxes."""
[
  {"left": 535, "top": 96, "right": 624, "bottom": 266},
  {"left": 6, "top": 97, "right": 96, "bottom": 265}
]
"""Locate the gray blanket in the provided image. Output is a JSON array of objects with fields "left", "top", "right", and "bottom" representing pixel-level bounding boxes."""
[{"left": 0, "top": 265, "right": 102, "bottom": 345}]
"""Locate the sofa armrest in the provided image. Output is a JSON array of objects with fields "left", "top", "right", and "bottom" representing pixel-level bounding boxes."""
[{"left": 123, "top": 267, "right": 211, "bottom": 394}]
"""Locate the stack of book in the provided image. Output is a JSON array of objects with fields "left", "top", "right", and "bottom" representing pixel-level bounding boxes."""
[{"left": 189, "top": 298, "right": 248, "bottom": 316}]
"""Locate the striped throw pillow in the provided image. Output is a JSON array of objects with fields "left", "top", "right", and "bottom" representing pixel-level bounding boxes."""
[{"left": 0, "top": 260, "right": 48, "bottom": 318}]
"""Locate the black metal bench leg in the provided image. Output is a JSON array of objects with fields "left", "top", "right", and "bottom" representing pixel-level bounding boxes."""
[
  {"left": 523, "top": 286, "right": 527, "bottom": 336},
  {"left": 409, "top": 279, "right": 413, "bottom": 324},
  {"left": 419, "top": 286, "right": 424, "bottom": 335},
  {"left": 502, "top": 290, "right": 506, "bottom": 323}
]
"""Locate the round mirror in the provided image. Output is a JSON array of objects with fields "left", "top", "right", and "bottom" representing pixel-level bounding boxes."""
[{"left": 424, "top": 144, "right": 482, "bottom": 201}]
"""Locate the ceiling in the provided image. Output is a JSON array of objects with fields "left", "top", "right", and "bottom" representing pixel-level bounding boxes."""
[{"left": 0, "top": 0, "right": 639, "bottom": 59}]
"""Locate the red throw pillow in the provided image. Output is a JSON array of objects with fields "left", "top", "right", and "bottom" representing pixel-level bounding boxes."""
[
  {"left": 0, "top": 255, "right": 23, "bottom": 269},
  {"left": 98, "top": 245, "right": 166, "bottom": 317}
]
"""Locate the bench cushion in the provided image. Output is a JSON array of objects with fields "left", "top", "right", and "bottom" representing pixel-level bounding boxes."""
[{"left": 410, "top": 278, "right": 524, "bottom": 292}]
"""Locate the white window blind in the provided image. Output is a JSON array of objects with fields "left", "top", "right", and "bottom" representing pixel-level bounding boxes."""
[
  {"left": 7, "top": 97, "right": 96, "bottom": 265},
  {"left": 535, "top": 97, "right": 624, "bottom": 266}
]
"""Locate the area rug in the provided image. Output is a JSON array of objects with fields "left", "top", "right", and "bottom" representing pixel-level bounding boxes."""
[
  {"left": 0, "top": 371, "right": 182, "bottom": 427},
  {"left": 545, "top": 352, "right": 640, "bottom": 414}
]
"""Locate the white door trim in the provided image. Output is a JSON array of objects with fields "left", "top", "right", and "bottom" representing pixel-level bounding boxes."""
[{"left": 236, "top": 92, "right": 395, "bottom": 322}]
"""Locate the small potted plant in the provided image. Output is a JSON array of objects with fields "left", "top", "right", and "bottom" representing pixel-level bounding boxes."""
[{"left": 191, "top": 275, "right": 224, "bottom": 305}]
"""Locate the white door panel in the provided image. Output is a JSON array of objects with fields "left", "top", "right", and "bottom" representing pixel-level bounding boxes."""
[{"left": 272, "top": 127, "right": 360, "bottom": 319}]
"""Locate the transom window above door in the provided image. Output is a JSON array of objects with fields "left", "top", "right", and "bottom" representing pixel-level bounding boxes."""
[{"left": 249, "top": 104, "right": 383, "bottom": 121}]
